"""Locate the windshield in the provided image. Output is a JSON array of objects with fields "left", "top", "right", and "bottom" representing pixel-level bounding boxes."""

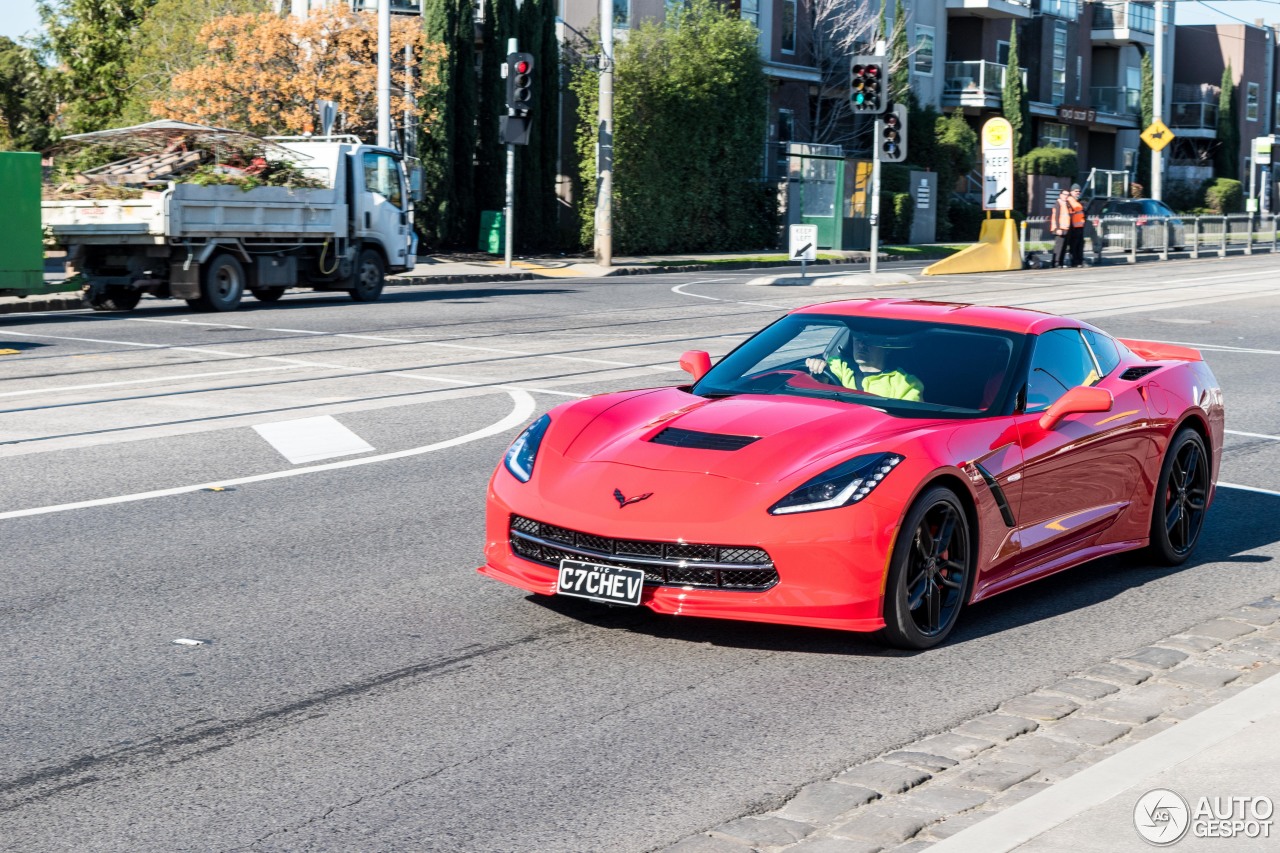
[{"left": 693, "top": 314, "right": 1027, "bottom": 419}]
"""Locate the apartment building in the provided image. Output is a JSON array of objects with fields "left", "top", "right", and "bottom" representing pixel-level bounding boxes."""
[{"left": 1171, "top": 23, "right": 1279, "bottom": 191}]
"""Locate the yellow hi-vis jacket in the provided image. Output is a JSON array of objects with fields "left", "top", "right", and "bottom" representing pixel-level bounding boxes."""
[{"left": 827, "top": 358, "right": 925, "bottom": 402}]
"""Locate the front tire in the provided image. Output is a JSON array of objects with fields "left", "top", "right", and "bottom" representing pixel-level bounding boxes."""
[
  {"left": 86, "top": 286, "right": 142, "bottom": 312},
  {"left": 349, "top": 248, "right": 385, "bottom": 302},
  {"left": 878, "top": 486, "right": 973, "bottom": 650},
  {"left": 1147, "top": 428, "right": 1210, "bottom": 566},
  {"left": 189, "top": 254, "right": 245, "bottom": 312}
]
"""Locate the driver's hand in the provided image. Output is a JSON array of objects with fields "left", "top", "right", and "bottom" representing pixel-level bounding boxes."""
[{"left": 805, "top": 357, "right": 827, "bottom": 375}]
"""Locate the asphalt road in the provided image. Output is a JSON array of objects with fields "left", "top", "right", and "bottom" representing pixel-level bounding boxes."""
[{"left": 1, "top": 255, "right": 1278, "bottom": 852}]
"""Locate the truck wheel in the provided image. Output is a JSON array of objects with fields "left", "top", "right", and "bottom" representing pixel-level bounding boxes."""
[
  {"left": 189, "top": 254, "right": 245, "bottom": 312},
  {"left": 250, "top": 288, "right": 285, "bottom": 303},
  {"left": 349, "top": 248, "right": 385, "bottom": 302},
  {"left": 87, "top": 286, "right": 142, "bottom": 312}
]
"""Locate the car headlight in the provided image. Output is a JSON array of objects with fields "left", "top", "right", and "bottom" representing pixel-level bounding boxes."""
[
  {"left": 769, "top": 453, "right": 904, "bottom": 515},
  {"left": 503, "top": 414, "right": 551, "bottom": 483}
]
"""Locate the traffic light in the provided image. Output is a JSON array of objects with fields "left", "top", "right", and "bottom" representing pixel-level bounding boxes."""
[
  {"left": 880, "top": 103, "right": 908, "bottom": 163},
  {"left": 849, "top": 55, "right": 887, "bottom": 115},
  {"left": 505, "top": 52, "right": 535, "bottom": 112}
]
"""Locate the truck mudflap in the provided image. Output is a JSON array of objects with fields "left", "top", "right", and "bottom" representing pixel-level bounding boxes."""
[{"left": 170, "top": 261, "right": 201, "bottom": 299}]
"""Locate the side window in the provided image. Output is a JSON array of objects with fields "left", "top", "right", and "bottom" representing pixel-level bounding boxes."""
[
  {"left": 361, "top": 152, "right": 404, "bottom": 209},
  {"left": 1081, "top": 329, "right": 1121, "bottom": 377},
  {"left": 1025, "top": 329, "right": 1097, "bottom": 412}
]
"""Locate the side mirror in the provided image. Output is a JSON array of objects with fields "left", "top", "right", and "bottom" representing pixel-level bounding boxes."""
[
  {"left": 1038, "top": 385, "right": 1113, "bottom": 430},
  {"left": 679, "top": 350, "right": 712, "bottom": 381},
  {"left": 408, "top": 165, "right": 425, "bottom": 203}
]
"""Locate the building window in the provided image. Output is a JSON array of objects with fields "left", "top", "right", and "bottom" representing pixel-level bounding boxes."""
[
  {"left": 777, "top": 109, "right": 794, "bottom": 177},
  {"left": 614, "top": 0, "right": 629, "bottom": 28},
  {"left": 914, "top": 25, "right": 934, "bottom": 76},
  {"left": 996, "top": 40, "right": 1010, "bottom": 66},
  {"left": 1052, "top": 22, "right": 1067, "bottom": 106},
  {"left": 1247, "top": 82, "right": 1259, "bottom": 121},
  {"left": 1037, "top": 0, "right": 1079, "bottom": 19},
  {"left": 738, "top": 0, "right": 757, "bottom": 27},
  {"left": 1041, "top": 122, "right": 1072, "bottom": 149},
  {"left": 781, "top": 0, "right": 796, "bottom": 53},
  {"left": 1076, "top": 55, "right": 1082, "bottom": 100}
]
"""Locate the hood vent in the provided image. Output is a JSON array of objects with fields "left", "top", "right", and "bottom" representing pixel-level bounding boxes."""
[
  {"left": 1120, "top": 366, "right": 1161, "bottom": 381},
  {"left": 650, "top": 426, "right": 760, "bottom": 451}
]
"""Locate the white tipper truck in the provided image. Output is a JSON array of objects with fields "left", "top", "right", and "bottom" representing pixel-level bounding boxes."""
[{"left": 42, "top": 136, "right": 419, "bottom": 312}]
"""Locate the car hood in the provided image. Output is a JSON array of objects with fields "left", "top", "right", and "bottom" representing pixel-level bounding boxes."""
[{"left": 560, "top": 387, "right": 929, "bottom": 484}]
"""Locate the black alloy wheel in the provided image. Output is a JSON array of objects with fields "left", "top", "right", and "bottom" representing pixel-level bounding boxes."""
[
  {"left": 1148, "top": 428, "right": 1210, "bottom": 565},
  {"left": 879, "top": 486, "right": 972, "bottom": 650}
]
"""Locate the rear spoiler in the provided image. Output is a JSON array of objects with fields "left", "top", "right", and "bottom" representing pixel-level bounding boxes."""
[{"left": 1118, "top": 338, "right": 1203, "bottom": 362}]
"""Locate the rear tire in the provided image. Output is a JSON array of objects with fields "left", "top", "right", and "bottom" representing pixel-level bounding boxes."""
[
  {"left": 1147, "top": 428, "right": 1210, "bottom": 566},
  {"left": 86, "top": 286, "right": 142, "bottom": 312},
  {"left": 878, "top": 486, "right": 973, "bottom": 650},
  {"left": 348, "top": 248, "right": 385, "bottom": 302},
  {"left": 188, "top": 254, "right": 245, "bottom": 312},
  {"left": 250, "top": 287, "right": 285, "bottom": 303}
]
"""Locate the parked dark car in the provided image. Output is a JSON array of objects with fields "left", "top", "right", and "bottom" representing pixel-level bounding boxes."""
[{"left": 1087, "top": 197, "right": 1187, "bottom": 251}]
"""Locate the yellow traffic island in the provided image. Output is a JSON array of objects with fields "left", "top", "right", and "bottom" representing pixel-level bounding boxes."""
[{"left": 922, "top": 214, "right": 1022, "bottom": 276}]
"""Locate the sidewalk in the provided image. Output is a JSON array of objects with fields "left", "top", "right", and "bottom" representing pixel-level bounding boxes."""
[
  {"left": 0, "top": 250, "right": 888, "bottom": 316},
  {"left": 666, "top": 597, "right": 1280, "bottom": 853}
]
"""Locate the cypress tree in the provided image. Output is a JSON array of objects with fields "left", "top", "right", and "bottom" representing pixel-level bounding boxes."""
[
  {"left": 420, "top": 0, "right": 477, "bottom": 250},
  {"left": 1216, "top": 63, "right": 1239, "bottom": 179},
  {"left": 1002, "top": 22, "right": 1030, "bottom": 156},
  {"left": 1138, "top": 50, "right": 1152, "bottom": 194}
]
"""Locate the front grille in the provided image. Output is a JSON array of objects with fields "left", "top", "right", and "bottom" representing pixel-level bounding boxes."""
[
  {"left": 509, "top": 515, "right": 778, "bottom": 591},
  {"left": 650, "top": 427, "right": 760, "bottom": 451},
  {"left": 1120, "top": 365, "right": 1161, "bottom": 381}
]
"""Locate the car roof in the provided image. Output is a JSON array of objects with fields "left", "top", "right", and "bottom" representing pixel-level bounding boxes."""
[{"left": 790, "top": 298, "right": 1084, "bottom": 335}]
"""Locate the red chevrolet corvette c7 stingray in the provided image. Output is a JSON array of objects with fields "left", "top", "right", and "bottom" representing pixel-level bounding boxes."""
[{"left": 478, "top": 298, "right": 1224, "bottom": 648}]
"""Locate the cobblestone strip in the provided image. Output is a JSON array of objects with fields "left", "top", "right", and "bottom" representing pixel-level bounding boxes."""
[{"left": 661, "top": 595, "right": 1280, "bottom": 853}]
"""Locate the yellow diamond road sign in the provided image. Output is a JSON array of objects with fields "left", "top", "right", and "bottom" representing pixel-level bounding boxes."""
[{"left": 1141, "top": 120, "right": 1175, "bottom": 152}]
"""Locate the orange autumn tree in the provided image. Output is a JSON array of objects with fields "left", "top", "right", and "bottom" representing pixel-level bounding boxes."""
[{"left": 154, "top": 9, "right": 441, "bottom": 138}]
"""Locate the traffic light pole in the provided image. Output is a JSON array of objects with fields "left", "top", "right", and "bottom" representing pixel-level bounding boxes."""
[
  {"left": 504, "top": 38, "right": 518, "bottom": 269},
  {"left": 870, "top": 118, "right": 882, "bottom": 275}
]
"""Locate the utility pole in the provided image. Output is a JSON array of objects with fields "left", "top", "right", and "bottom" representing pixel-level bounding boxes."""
[
  {"left": 1152, "top": 0, "right": 1166, "bottom": 202},
  {"left": 376, "top": 0, "right": 391, "bottom": 148},
  {"left": 595, "top": 0, "right": 614, "bottom": 267}
]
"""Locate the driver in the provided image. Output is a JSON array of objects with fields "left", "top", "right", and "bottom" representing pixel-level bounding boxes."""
[{"left": 805, "top": 336, "right": 925, "bottom": 402}]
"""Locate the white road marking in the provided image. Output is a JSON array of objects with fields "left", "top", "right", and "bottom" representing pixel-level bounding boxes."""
[
  {"left": 1219, "top": 481, "right": 1280, "bottom": 497},
  {"left": 0, "top": 365, "right": 304, "bottom": 399},
  {"left": 0, "top": 390, "right": 537, "bottom": 521},
  {"left": 253, "top": 415, "right": 375, "bottom": 464},
  {"left": 671, "top": 278, "right": 786, "bottom": 309},
  {"left": 1137, "top": 339, "right": 1280, "bottom": 356},
  {"left": 1226, "top": 430, "right": 1280, "bottom": 442}
]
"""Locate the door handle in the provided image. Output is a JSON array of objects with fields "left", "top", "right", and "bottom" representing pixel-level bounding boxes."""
[{"left": 364, "top": 212, "right": 371, "bottom": 229}]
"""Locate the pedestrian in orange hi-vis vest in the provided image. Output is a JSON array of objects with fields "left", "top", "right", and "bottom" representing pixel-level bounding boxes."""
[{"left": 1065, "top": 183, "right": 1086, "bottom": 267}]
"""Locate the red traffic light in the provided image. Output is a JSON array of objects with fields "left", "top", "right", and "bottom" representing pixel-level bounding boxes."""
[{"left": 516, "top": 60, "right": 530, "bottom": 74}]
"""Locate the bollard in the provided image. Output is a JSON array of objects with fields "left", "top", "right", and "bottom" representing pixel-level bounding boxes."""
[
  {"left": 1219, "top": 216, "right": 1227, "bottom": 258},
  {"left": 1128, "top": 219, "right": 1137, "bottom": 264},
  {"left": 1159, "top": 217, "right": 1169, "bottom": 261},
  {"left": 1190, "top": 215, "right": 1199, "bottom": 259},
  {"left": 1246, "top": 213, "right": 1253, "bottom": 255}
]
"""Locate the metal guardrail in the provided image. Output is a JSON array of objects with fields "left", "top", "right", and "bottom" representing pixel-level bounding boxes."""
[{"left": 1021, "top": 213, "right": 1280, "bottom": 265}]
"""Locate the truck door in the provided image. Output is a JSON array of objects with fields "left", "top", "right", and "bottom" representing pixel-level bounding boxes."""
[{"left": 357, "top": 150, "right": 412, "bottom": 270}]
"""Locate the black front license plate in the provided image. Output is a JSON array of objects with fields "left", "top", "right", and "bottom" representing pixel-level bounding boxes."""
[{"left": 556, "top": 559, "right": 645, "bottom": 607}]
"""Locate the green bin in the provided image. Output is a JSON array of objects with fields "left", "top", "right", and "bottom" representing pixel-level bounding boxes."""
[
  {"left": 479, "top": 210, "right": 505, "bottom": 254},
  {"left": 0, "top": 152, "right": 44, "bottom": 291}
]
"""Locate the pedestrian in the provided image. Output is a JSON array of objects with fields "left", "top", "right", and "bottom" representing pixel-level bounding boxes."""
[
  {"left": 1066, "top": 183, "right": 1086, "bottom": 267},
  {"left": 1050, "top": 189, "right": 1071, "bottom": 268}
]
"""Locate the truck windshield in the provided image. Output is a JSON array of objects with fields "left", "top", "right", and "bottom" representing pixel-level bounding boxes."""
[{"left": 362, "top": 152, "right": 403, "bottom": 208}]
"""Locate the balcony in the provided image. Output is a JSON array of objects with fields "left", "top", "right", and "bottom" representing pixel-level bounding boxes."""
[
  {"left": 1170, "top": 101, "right": 1218, "bottom": 138},
  {"left": 945, "top": 0, "right": 1032, "bottom": 20},
  {"left": 1036, "top": 0, "right": 1080, "bottom": 19},
  {"left": 1091, "top": 1, "right": 1155, "bottom": 46},
  {"left": 943, "top": 61, "right": 1027, "bottom": 109},
  {"left": 351, "top": 0, "right": 422, "bottom": 14},
  {"left": 1090, "top": 86, "right": 1140, "bottom": 117}
]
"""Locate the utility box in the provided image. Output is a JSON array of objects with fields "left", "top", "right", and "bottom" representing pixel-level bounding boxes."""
[
  {"left": 0, "top": 152, "right": 45, "bottom": 292},
  {"left": 479, "top": 210, "right": 505, "bottom": 254}
]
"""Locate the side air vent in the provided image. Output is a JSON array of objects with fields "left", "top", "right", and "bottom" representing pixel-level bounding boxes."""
[
  {"left": 650, "top": 427, "right": 760, "bottom": 451},
  {"left": 1120, "top": 366, "right": 1161, "bottom": 381}
]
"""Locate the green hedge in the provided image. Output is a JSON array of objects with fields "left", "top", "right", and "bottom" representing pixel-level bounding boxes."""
[
  {"left": 1017, "top": 146, "right": 1077, "bottom": 178},
  {"left": 880, "top": 191, "right": 914, "bottom": 244},
  {"left": 1203, "top": 178, "right": 1244, "bottom": 214}
]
